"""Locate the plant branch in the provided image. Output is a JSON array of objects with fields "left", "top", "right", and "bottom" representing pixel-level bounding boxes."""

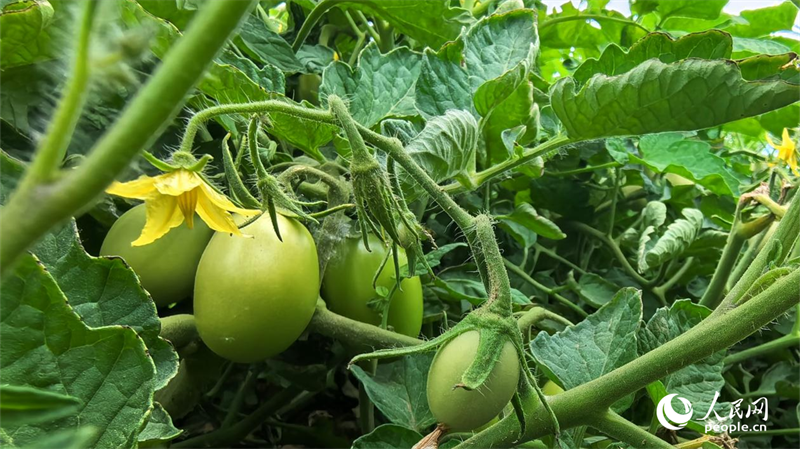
[
  {"left": 516, "top": 307, "right": 573, "bottom": 333},
  {"left": 539, "top": 14, "right": 650, "bottom": 33},
  {"left": 652, "top": 257, "right": 694, "bottom": 304},
  {"left": 545, "top": 161, "right": 622, "bottom": 177},
  {"left": 21, "top": 0, "right": 97, "bottom": 186},
  {"left": 503, "top": 258, "right": 588, "bottom": 318},
  {"left": 588, "top": 411, "right": 673, "bottom": 449},
  {"left": 291, "top": 0, "right": 349, "bottom": 51},
  {"left": 308, "top": 299, "right": 422, "bottom": 350},
  {"left": 533, "top": 243, "right": 587, "bottom": 275},
  {"left": 717, "top": 194, "right": 799, "bottom": 312},
  {"left": 565, "top": 221, "right": 654, "bottom": 287},
  {"left": 0, "top": 0, "right": 256, "bottom": 275},
  {"left": 442, "top": 136, "right": 573, "bottom": 194},
  {"left": 723, "top": 333, "right": 800, "bottom": 365}
]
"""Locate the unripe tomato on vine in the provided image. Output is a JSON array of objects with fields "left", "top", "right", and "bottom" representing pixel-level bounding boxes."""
[
  {"left": 322, "top": 234, "right": 423, "bottom": 337},
  {"left": 194, "top": 213, "right": 319, "bottom": 363}
]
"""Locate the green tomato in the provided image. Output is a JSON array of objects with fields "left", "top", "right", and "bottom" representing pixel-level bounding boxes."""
[
  {"left": 100, "top": 204, "right": 213, "bottom": 307},
  {"left": 194, "top": 213, "right": 319, "bottom": 363},
  {"left": 321, "top": 235, "right": 423, "bottom": 337},
  {"left": 426, "top": 331, "right": 520, "bottom": 432}
]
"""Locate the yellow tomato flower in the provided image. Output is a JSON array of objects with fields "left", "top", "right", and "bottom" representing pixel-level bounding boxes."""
[
  {"left": 107, "top": 169, "right": 260, "bottom": 246},
  {"left": 766, "top": 128, "right": 798, "bottom": 176}
]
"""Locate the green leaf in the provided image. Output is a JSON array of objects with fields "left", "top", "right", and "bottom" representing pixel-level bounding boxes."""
[
  {"left": 732, "top": 37, "right": 793, "bottom": 58},
  {"left": 574, "top": 273, "right": 620, "bottom": 308},
  {"left": 341, "top": 0, "right": 473, "bottom": 49},
  {"left": 551, "top": 58, "right": 800, "bottom": 140},
  {"left": 217, "top": 51, "right": 285, "bottom": 94},
  {"left": 15, "top": 427, "right": 97, "bottom": 449},
  {"left": 434, "top": 276, "right": 531, "bottom": 306},
  {"left": 721, "top": 1, "right": 798, "bottom": 38},
  {"left": 642, "top": 201, "right": 668, "bottom": 228},
  {"left": 530, "top": 287, "right": 643, "bottom": 412},
  {"left": 539, "top": 4, "right": 647, "bottom": 50},
  {"left": 0, "top": 151, "right": 25, "bottom": 204},
  {"left": 497, "top": 203, "right": 566, "bottom": 240},
  {"left": 639, "top": 208, "right": 704, "bottom": 272},
  {"left": 630, "top": 133, "right": 744, "bottom": 197},
  {"left": 416, "top": 40, "right": 473, "bottom": 118},
  {"left": 475, "top": 62, "right": 537, "bottom": 163},
  {"left": 350, "top": 352, "right": 435, "bottom": 432},
  {"left": 32, "top": 221, "right": 179, "bottom": 390},
  {"left": 572, "top": 31, "right": 733, "bottom": 86},
  {"left": 737, "top": 53, "right": 800, "bottom": 81},
  {"left": 403, "top": 243, "right": 468, "bottom": 278},
  {"left": 0, "top": 0, "right": 55, "bottom": 69},
  {"left": 634, "top": 0, "right": 727, "bottom": 21},
  {"left": 638, "top": 300, "right": 726, "bottom": 421},
  {"left": 235, "top": 15, "right": 303, "bottom": 72},
  {"left": 119, "top": 0, "right": 285, "bottom": 105},
  {"left": 403, "top": 109, "right": 478, "bottom": 189},
  {"left": 136, "top": 0, "right": 196, "bottom": 30},
  {"left": 266, "top": 99, "right": 339, "bottom": 161},
  {"left": 416, "top": 9, "right": 538, "bottom": 119},
  {"left": 1, "top": 255, "right": 156, "bottom": 448},
  {"left": 0, "top": 384, "right": 81, "bottom": 427},
  {"left": 320, "top": 43, "right": 422, "bottom": 127},
  {"left": 138, "top": 402, "right": 182, "bottom": 447}
]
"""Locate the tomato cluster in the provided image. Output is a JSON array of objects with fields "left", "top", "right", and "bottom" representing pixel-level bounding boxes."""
[{"left": 101, "top": 209, "right": 424, "bottom": 359}]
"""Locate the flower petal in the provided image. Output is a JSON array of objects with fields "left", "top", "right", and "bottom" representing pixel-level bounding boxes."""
[
  {"left": 196, "top": 191, "right": 249, "bottom": 236},
  {"left": 781, "top": 128, "right": 792, "bottom": 148},
  {"left": 199, "top": 182, "right": 260, "bottom": 216},
  {"left": 132, "top": 195, "right": 184, "bottom": 246},
  {"left": 177, "top": 188, "right": 199, "bottom": 229},
  {"left": 106, "top": 176, "right": 157, "bottom": 199},
  {"left": 153, "top": 169, "right": 203, "bottom": 197}
]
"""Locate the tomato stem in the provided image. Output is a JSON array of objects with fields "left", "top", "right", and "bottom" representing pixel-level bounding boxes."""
[
  {"left": 21, "top": 0, "right": 97, "bottom": 186},
  {"left": 587, "top": 411, "right": 674, "bottom": 449}
]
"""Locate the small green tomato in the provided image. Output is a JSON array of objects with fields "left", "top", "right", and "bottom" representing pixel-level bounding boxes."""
[
  {"left": 426, "top": 331, "right": 520, "bottom": 432},
  {"left": 100, "top": 204, "right": 213, "bottom": 307}
]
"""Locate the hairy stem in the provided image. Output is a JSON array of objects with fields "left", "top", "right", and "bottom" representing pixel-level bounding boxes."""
[
  {"left": 291, "top": 0, "right": 348, "bottom": 51},
  {"left": 159, "top": 314, "right": 200, "bottom": 349},
  {"left": 717, "top": 194, "right": 799, "bottom": 312},
  {"left": 21, "top": 0, "right": 97, "bottom": 186},
  {"left": 700, "top": 205, "right": 774, "bottom": 309},
  {"left": 0, "top": 0, "right": 256, "bottom": 275},
  {"left": 442, "top": 136, "right": 572, "bottom": 194},
  {"left": 588, "top": 411, "right": 673, "bottom": 449},
  {"left": 179, "top": 101, "right": 336, "bottom": 154},
  {"left": 474, "top": 215, "right": 514, "bottom": 316},
  {"left": 308, "top": 299, "right": 422, "bottom": 350},
  {"left": 516, "top": 307, "right": 573, "bottom": 333}
]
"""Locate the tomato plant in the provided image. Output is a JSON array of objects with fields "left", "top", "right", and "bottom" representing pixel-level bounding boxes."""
[{"left": 0, "top": 1, "right": 799, "bottom": 449}]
